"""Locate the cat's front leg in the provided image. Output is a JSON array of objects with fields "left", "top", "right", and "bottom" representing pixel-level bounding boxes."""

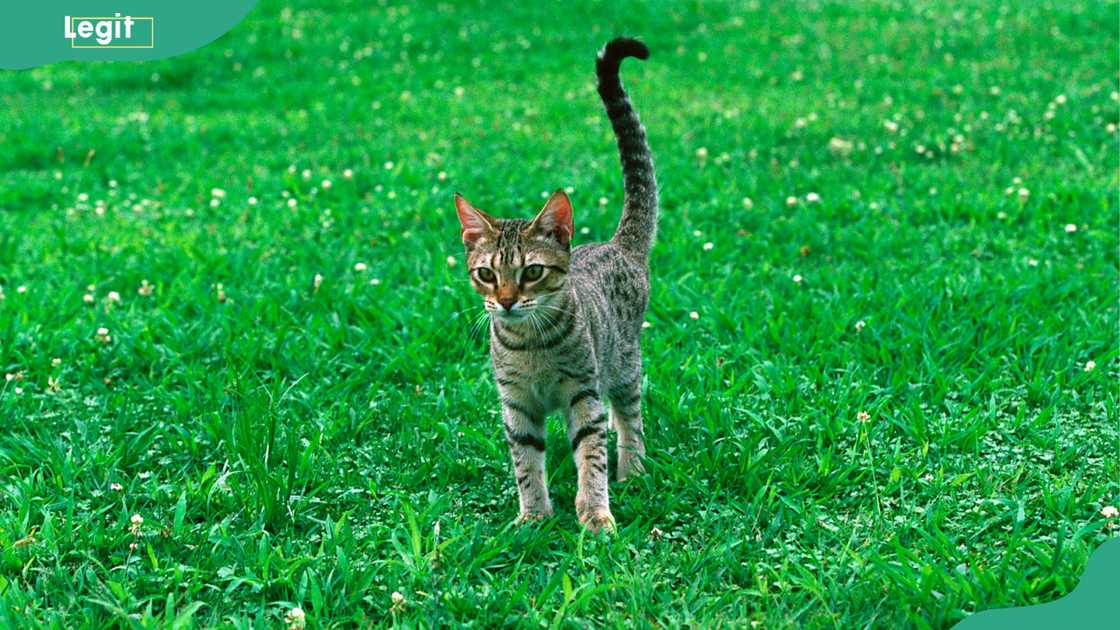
[
  {"left": 500, "top": 396, "right": 552, "bottom": 522},
  {"left": 566, "top": 389, "right": 614, "bottom": 532}
]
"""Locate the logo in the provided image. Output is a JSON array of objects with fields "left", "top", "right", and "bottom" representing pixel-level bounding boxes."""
[{"left": 64, "top": 14, "right": 155, "bottom": 48}]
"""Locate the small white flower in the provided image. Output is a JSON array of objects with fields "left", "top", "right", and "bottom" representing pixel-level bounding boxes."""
[
  {"left": 437, "top": 171, "right": 447, "bottom": 181},
  {"left": 742, "top": 197, "right": 753, "bottom": 209},
  {"left": 384, "top": 161, "right": 394, "bottom": 170},
  {"left": 51, "top": 358, "right": 61, "bottom": 367},
  {"left": 703, "top": 242, "right": 714, "bottom": 251},
  {"left": 107, "top": 291, "right": 121, "bottom": 303},
  {"left": 16, "top": 285, "right": 27, "bottom": 294},
  {"left": 343, "top": 169, "right": 354, "bottom": 179},
  {"left": 599, "top": 196, "right": 608, "bottom": 206},
  {"left": 210, "top": 198, "right": 221, "bottom": 208},
  {"left": 313, "top": 273, "right": 324, "bottom": 292},
  {"left": 130, "top": 514, "right": 143, "bottom": 525},
  {"left": 288, "top": 199, "right": 298, "bottom": 209},
  {"left": 110, "top": 482, "right": 123, "bottom": 491},
  {"left": 695, "top": 147, "right": 709, "bottom": 160},
  {"left": 642, "top": 321, "right": 651, "bottom": 329},
  {"left": 138, "top": 280, "right": 154, "bottom": 296},
  {"left": 13, "top": 386, "right": 22, "bottom": 395},
  {"left": 370, "top": 278, "right": 381, "bottom": 285},
  {"left": 446, "top": 256, "right": 458, "bottom": 268},
  {"left": 1064, "top": 223, "right": 1077, "bottom": 233},
  {"left": 1027, "top": 258, "right": 1039, "bottom": 267},
  {"left": 857, "top": 411, "right": 870, "bottom": 422},
  {"left": 1017, "top": 187, "right": 1029, "bottom": 202},
  {"left": 286, "top": 606, "right": 306, "bottom": 629},
  {"left": 321, "top": 179, "right": 332, "bottom": 189},
  {"left": 792, "top": 274, "right": 803, "bottom": 284},
  {"left": 210, "top": 188, "right": 227, "bottom": 199},
  {"left": 649, "top": 526, "right": 663, "bottom": 540},
  {"left": 353, "top": 262, "right": 367, "bottom": 272},
  {"left": 301, "top": 169, "right": 312, "bottom": 181},
  {"left": 1084, "top": 360, "right": 1096, "bottom": 372},
  {"left": 806, "top": 192, "right": 821, "bottom": 203},
  {"left": 786, "top": 196, "right": 798, "bottom": 207},
  {"left": 248, "top": 196, "right": 258, "bottom": 206},
  {"left": 689, "top": 311, "right": 699, "bottom": 320},
  {"left": 1102, "top": 506, "right": 1118, "bottom": 518},
  {"left": 390, "top": 591, "right": 406, "bottom": 611},
  {"left": 855, "top": 320, "right": 866, "bottom": 333}
]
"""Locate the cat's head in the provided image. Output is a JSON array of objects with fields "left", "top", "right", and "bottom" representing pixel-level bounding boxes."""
[{"left": 454, "top": 190, "right": 573, "bottom": 323}]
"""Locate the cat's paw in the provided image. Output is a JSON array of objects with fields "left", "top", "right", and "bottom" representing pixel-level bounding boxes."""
[
  {"left": 617, "top": 456, "right": 645, "bottom": 482},
  {"left": 579, "top": 510, "right": 616, "bottom": 534},
  {"left": 514, "top": 509, "right": 552, "bottom": 525}
]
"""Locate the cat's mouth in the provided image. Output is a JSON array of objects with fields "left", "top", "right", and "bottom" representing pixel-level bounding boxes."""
[
  {"left": 494, "top": 308, "right": 530, "bottom": 321},
  {"left": 491, "top": 305, "right": 535, "bottom": 322}
]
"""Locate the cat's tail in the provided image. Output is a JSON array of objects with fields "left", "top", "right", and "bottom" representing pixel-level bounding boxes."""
[{"left": 597, "top": 37, "right": 658, "bottom": 261}]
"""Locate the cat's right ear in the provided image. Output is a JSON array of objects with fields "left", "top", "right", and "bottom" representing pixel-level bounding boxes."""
[{"left": 454, "top": 193, "right": 496, "bottom": 249}]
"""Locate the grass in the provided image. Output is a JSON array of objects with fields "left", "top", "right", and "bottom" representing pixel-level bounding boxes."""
[{"left": 0, "top": 0, "right": 1117, "bottom": 627}]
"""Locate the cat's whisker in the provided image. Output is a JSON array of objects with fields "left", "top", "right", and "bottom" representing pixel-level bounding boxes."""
[{"left": 468, "top": 308, "right": 491, "bottom": 341}]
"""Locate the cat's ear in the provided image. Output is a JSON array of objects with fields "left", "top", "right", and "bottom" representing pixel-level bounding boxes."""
[
  {"left": 454, "top": 193, "right": 496, "bottom": 248},
  {"left": 528, "top": 190, "right": 574, "bottom": 247}
]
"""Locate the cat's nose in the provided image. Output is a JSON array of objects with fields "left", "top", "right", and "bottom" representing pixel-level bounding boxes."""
[{"left": 498, "top": 297, "right": 517, "bottom": 311}]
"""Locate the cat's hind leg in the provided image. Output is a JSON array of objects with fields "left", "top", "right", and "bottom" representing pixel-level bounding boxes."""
[{"left": 608, "top": 368, "right": 645, "bottom": 481}]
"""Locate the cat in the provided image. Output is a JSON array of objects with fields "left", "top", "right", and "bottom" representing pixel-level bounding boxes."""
[{"left": 453, "top": 37, "right": 657, "bottom": 532}]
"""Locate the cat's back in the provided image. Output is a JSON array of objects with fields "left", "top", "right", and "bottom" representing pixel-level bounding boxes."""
[
  {"left": 571, "top": 242, "right": 645, "bottom": 281},
  {"left": 570, "top": 241, "right": 649, "bottom": 321}
]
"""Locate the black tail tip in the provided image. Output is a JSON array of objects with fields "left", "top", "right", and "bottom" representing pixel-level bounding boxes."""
[{"left": 598, "top": 37, "right": 649, "bottom": 67}]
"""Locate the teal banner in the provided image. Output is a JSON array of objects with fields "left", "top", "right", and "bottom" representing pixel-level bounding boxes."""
[
  {"left": 1, "top": 1, "right": 258, "bottom": 69},
  {"left": 954, "top": 538, "right": 1119, "bottom": 629}
]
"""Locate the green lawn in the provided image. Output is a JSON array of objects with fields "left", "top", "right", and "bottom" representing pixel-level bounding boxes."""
[{"left": 1, "top": 0, "right": 1118, "bottom": 627}]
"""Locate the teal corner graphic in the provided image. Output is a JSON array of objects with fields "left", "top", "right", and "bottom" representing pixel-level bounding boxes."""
[
  {"left": 954, "top": 537, "right": 1120, "bottom": 629},
  {"left": 2, "top": 1, "right": 258, "bottom": 69}
]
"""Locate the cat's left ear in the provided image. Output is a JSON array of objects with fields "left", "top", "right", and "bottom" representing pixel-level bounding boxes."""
[{"left": 528, "top": 190, "right": 574, "bottom": 247}]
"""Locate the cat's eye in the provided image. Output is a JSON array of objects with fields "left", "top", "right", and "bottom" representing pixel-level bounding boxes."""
[
  {"left": 476, "top": 268, "right": 496, "bottom": 283},
  {"left": 522, "top": 265, "right": 544, "bottom": 282}
]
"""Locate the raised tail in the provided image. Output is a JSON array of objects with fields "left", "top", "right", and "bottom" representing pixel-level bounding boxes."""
[{"left": 597, "top": 37, "right": 658, "bottom": 260}]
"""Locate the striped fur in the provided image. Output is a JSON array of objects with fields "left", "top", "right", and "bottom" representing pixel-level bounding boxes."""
[{"left": 454, "top": 38, "right": 657, "bottom": 533}]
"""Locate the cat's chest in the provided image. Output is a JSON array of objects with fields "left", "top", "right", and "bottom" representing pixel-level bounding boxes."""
[{"left": 494, "top": 353, "right": 575, "bottom": 411}]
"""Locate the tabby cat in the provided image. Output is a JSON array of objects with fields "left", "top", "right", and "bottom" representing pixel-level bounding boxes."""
[{"left": 453, "top": 38, "right": 657, "bottom": 532}]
